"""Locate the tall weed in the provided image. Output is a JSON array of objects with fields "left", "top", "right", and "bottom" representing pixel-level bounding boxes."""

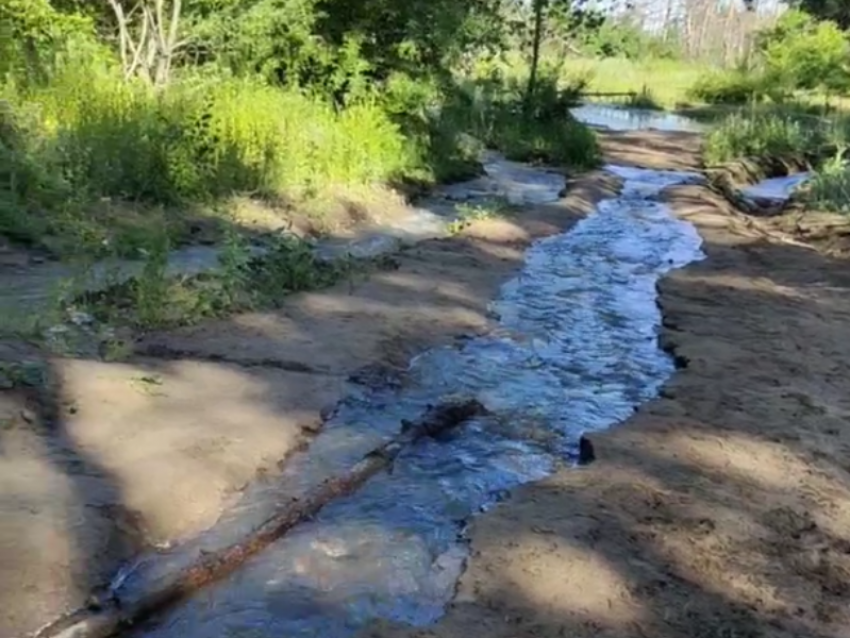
[
  {"left": 36, "top": 72, "right": 412, "bottom": 203},
  {"left": 703, "top": 108, "right": 835, "bottom": 164},
  {"left": 688, "top": 69, "right": 771, "bottom": 105},
  {"left": 804, "top": 150, "right": 850, "bottom": 214}
]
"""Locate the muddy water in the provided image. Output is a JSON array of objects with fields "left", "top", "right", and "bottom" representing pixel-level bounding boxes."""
[{"left": 109, "top": 152, "right": 705, "bottom": 637}]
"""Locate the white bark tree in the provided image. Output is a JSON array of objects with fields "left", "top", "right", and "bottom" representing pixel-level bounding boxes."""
[{"left": 105, "top": 0, "right": 186, "bottom": 85}]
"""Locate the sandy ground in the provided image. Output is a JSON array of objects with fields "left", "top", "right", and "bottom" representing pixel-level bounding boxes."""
[
  {"left": 359, "top": 133, "right": 850, "bottom": 638},
  {"left": 0, "top": 166, "right": 618, "bottom": 636}
]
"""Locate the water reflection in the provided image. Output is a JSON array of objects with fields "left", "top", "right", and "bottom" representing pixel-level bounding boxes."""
[{"left": 570, "top": 103, "right": 705, "bottom": 133}]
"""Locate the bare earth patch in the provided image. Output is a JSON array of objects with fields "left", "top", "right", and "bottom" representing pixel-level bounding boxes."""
[
  {"left": 359, "top": 133, "right": 850, "bottom": 638},
  {"left": 0, "top": 171, "right": 618, "bottom": 636}
]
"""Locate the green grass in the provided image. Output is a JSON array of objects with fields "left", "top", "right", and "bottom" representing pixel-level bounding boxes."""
[
  {"left": 687, "top": 68, "right": 771, "bottom": 106},
  {"left": 2, "top": 70, "right": 419, "bottom": 258},
  {"left": 702, "top": 106, "right": 847, "bottom": 164},
  {"left": 76, "top": 232, "right": 353, "bottom": 330},
  {"left": 802, "top": 150, "right": 850, "bottom": 214},
  {"left": 559, "top": 57, "right": 707, "bottom": 108},
  {"left": 447, "top": 196, "right": 517, "bottom": 235},
  {"left": 702, "top": 102, "right": 850, "bottom": 215},
  {"left": 2, "top": 60, "right": 602, "bottom": 336},
  {"left": 3, "top": 63, "right": 600, "bottom": 259}
]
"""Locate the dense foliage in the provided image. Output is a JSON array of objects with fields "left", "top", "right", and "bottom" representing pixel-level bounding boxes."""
[
  {"left": 794, "top": 0, "right": 850, "bottom": 30},
  {"left": 0, "top": 0, "right": 623, "bottom": 257}
]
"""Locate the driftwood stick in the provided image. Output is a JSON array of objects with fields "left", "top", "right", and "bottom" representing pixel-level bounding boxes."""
[{"left": 33, "top": 397, "right": 486, "bottom": 638}]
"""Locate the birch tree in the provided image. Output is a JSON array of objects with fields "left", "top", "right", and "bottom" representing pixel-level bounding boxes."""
[{"left": 104, "top": 0, "right": 186, "bottom": 85}]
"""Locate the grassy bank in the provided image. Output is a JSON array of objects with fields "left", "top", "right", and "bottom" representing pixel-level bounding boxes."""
[
  {"left": 2, "top": 66, "right": 599, "bottom": 259},
  {"left": 1, "top": 55, "right": 601, "bottom": 336},
  {"left": 2, "top": 72, "right": 417, "bottom": 258},
  {"left": 703, "top": 103, "right": 850, "bottom": 215}
]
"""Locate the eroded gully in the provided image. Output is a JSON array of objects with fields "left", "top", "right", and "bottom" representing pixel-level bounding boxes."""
[{"left": 42, "top": 106, "right": 806, "bottom": 638}]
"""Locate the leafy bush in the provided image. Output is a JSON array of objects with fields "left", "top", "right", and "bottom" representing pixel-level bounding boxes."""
[
  {"left": 756, "top": 9, "right": 850, "bottom": 96},
  {"left": 381, "top": 68, "right": 599, "bottom": 184},
  {"left": 435, "top": 71, "right": 599, "bottom": 169}
]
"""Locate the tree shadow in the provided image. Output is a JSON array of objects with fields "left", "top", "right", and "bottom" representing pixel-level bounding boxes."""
[{"left": 0, "top": 353, "right": 142, "bottom": 636}]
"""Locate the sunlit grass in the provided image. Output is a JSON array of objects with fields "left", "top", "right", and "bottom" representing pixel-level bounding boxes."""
[
  {"left": 559, "top": 57, "right": 707, "bottom": 108},
  {"left": 703, "top": 105, "right": 848, "bottom": 164}
]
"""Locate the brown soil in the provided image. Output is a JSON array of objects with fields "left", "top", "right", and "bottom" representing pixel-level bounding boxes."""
[
  {"left": 359, "top": 132, "right": 850, "bottom": 638},
  {"left": 0, "top": 167, "right": 618, "bottom": 636}
]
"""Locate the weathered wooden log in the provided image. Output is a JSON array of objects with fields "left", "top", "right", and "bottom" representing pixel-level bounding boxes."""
[{"left": 33, "top": 397, "right": 487, "bottom": 638}]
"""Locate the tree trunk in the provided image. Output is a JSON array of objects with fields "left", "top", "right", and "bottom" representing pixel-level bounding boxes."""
[
  {"left": 105, "top": 0, "right": 183, "bottom": 86},
  {"left": 525, "top": 0, "right": 546, "bottom": 114}
]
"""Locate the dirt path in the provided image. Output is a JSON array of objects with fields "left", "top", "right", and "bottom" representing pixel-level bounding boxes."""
[
  {"left": 359, "top": 133, "right": 850, "bottom": 638},
  {"left": 0, "top": 164, "right": 618, "bottom": 636}
]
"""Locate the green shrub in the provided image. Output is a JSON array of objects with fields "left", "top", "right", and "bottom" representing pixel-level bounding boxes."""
[
  {"left": 382, "top": 69, "right": 599, "bottom": 183},
  {"left": 34, "top": 71, "right": 413, "bottom": 204},
  {"left": 688, "top": 70, "right": 771, "bottom": 105},
  {"left": 433, "top": 72, "right": 600, "bottom": 170},
  {"left": 0, "top": 96, "right": 70, "bottom": 245}
]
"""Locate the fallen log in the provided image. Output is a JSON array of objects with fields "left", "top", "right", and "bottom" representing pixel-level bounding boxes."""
[{"left": 33, "top": 396, "right": 487, "bottom": 638}]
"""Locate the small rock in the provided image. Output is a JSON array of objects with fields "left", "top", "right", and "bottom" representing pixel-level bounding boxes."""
[
  {"left": 319, "top": 403, "right": 338, "bottom": 422},
  {"left": 68, "top": 310, "right": 95, "bottom": 326},
  {"left": 20, "top": 408, "right": 36, "bottom": 424},
  {"left": 578, "top": 435, "right": 596, "bottom": 465},
  {"left": 659, "top": 387, "right": 677, "bottom": 399},
  {"left": 300, "top": 418, "right": 323, "bottom": 434},
  {"left": 0, "top": 371, "right": 14, "bottom": 390}
]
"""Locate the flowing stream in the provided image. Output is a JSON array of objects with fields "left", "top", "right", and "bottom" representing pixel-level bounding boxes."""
[
  {"left": 741, "top": 172, "right": 811, "bottom": 202},
  {"left": 100, "top": 105, "right": 715, "bottom": 638}
]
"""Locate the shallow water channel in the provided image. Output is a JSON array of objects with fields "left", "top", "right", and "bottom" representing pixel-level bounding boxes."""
[
  {"left": 70, "top": 105, "right": 716, "bottom": 638},
  {"left": 110, "top": 163, "right": 710, "bottom": 638}
]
